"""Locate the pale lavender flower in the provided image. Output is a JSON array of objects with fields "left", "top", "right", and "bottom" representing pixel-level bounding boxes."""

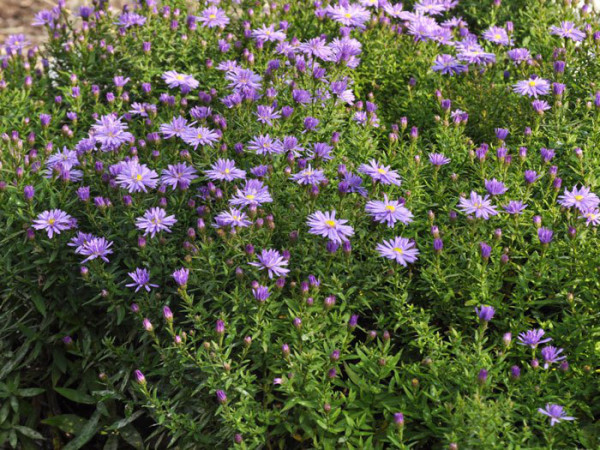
[
  {"left": 116, "top": 12, "right": 146, "bottom": 28},
  {"left": 162, "top": 71, "right": 199, "bottom": 91},
  {"left": 358, "top": 160, "right": 402, "bottom": 186},
  {"left": 126, "top": 268, "right": 158, "bottom": 292},
  {"left": 79, "top": 237, "right": 113, "bottom": 263},
  {"left": 518, "top": 329, "right": 552, "bottom": 348},
  {"left": 365, "top": 195, "right": 413, "bottom": 227},
  {"left": 135, "top": 207, "right": 177, "bottom": 238},
  {"left": 251, "top": 24, "right": 286, "bottom": 42},
  {"left": 327, "top": 3, "right": 371, "bottom": 28},
  {"left": 432, "top": 54, "right": 467, "bottom": 75},
  {"left": 307, "top": 211, "right": 354, "bottom": 244},
  {"left": 249, "top": 249, "right": 290, "bottom": 278},
  {"left": 540, "top": 346, "right": 566, "bottom": 369},
  {"left": 376, "top": 236, "right": 419, "bottom": 266},
  {"left": 214, "top": 208, "right": 252, "bottom": 228},
  {"left": 549, "top": 21, "right": 586, "bottom": 42},
  {"left": 579, "top": 208, "right": 600, "bottom": 226},
  {"left": 483, "top": 26, "right": 511, "bottom": 45},
  {"left": 204, "top": 159, "right": 246, "bottom": 181},
  {"left": 229, "top": 179, "right": 273, "bottom": 207},
  {"left": 115, "top": 160, "right": 159, "bottom": 193},
  {"left": 429, "top": 153, "right": 451, "bottom": 166},
  {"left": 159, "top": 116, "right": 190, "bottom": 139},
  {"left": 503, "top": 200, "right": 528, "bottom": 215},
  {"left": 91, "top": 114, "right": 134, "bottom": 151},
  {"left": 172, "top": 268, "right": 189, "bottom": 287},
  {"left": 248, "top": 135, "right": 284, "bottom": 155},
  {"left": 32, "top": 209, "right": 74, "bottom": 238},
  {"left": 458, "top": 192, "right": 498, "bottom": 219},
  {"left": 161, "top": 163, "right": 198, "bottom": 190},
  {"left": 181, "top": 126, "right": 220, "bottom": 149},
  {"left": 513, "top": 76, "right": 550, "bottom": 98},
  {"left": 485, "top": 178, "right": 508, "bottom": 196},
  {"left": 538, "top": 404, "right": 575, "bottom": 426},
  {"left": 290, "top": 165, "right": 327, "bottom": 186},
  {"left": 558, "top": 186, "right": 600, "bottom": 212},
  {"left": 198, "top": 6, "right": 230, "bottom": 28}
]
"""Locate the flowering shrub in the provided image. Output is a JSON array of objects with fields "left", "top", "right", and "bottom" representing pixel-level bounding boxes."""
[{"left": 1, "top": 0, "right": 600, "bottom": 448}]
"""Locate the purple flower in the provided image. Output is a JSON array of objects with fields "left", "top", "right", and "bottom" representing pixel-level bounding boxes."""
[
  {"left": 339, "top": 172, "right": 368, "bottom": 197},
  {"left": 299, "top": 37, "right": 333, "bottom": 60},
  {"left": 290, "top": 165, "right": 327, "bottom": 186},
  {"left": 307, "top": 210, "right": 354, "bottom": 244},
  {"left": 365, "top": 195, "right": 414, "bottom": 227},
  {"left": 558, "top": 186, "right": 600, "bottom": 212},
  {"left": 214, "top": 208, "right": 252, "bottom": 228},
  {"left": 513, "top": 76, "right": 550, "bottom": 98},
  {"left": 181, "top": 126, "right": 220, "bottom": 149},
  {"left": 229, "top": 179, "right": 273, "bottom": 207},
  {"left": 162, "top": 71, "right": 199, "bottom": 92},
  {"left": 116, "top": 12, "right": 146, "bottom": 28},
  {"left": 480, "top": 242, "right": 492, "bottom": 259},
  {"left": 518, "top": 329, "right": 552, "bottom": 348},
  {"left": 226, "top": 68, "right": 262, "bottom": 94},
  {"left": 485, "top": 179, "right": 508, "bottom": 196},
  {"left": 252, "top": 285, "right": 270, "bottom": 302},
  {"left": 135, "top": 207, "right": 177, "bottom": 238},
  {"left": 432, "top": 54, "right": 467, "bottom": 75},
  {"left": 216, "top": 390, "right": 227, "bottom": 404},
  {"left": 538, "top": 227, "right": 553, "bottom": 244},
  {"left": 540, "top": 346, "right": 566, "bottom": 369},
  {"left": 115, "top": 161, "right": 159, "bottom": 193},
  {"left": 475, "top": 305, "right": 495, "bottom": 322},
  {"left": 251, "top": 24, "right": 286, "bottom": 42},
  {"left": 549, "top": 21, "right": 586, "bottom": 42},
  {"left": 483, "top": 26, "right": 511, "bottom": 45},
  {"left": 532, "top": 100, "right": 551, "bottom": 114},
  {"left": 376, "top": 236, "right": 420, "bottom": 266},
  {"left": 327, "top": 3, "right": 371, "bottom": 28},
  {"left": 198, "top": 6, "right": 230, "bottom": 28},
  {"left": 458, "top": 192, "right": 498, "bottom": 219},
  {"left": 429, "top": 153, "right": 451, "bottom": 166},
  {"left": 79, "top": 237, "right": 113, "bottom": 263},
  {"left": 32, "top": 209, "right": 74, "bottom": 238},
  {"left": 172, "top": 268, "right": 189, "bottom": 287},
  {"left": 134, "top": 370, "right": 146, "bottom": 385},
  {"left": 126, "top": 268, "right": 158, "bottom": 292},
  {"left": 524, "top": 170, "right": 541, "bottom": 184},
  {"left": 538, "top": 404, "right": 575, "bottom": 426},
  {"left": 248, "top": 135, "right": 284, "bottom": 156},
  {"left": 91, "top": 114, "right": 133, "bottom": 151},
  {"left": 358, "top": 160, "right": 402, "bottom": 186},
  {"left": 159, "top": 116, "right": 190, "bottom": 139},
  {"left": 205, "top": 159, "right": 246, "bottom": 181},
  {"left": 161, "top": 163, "right": 198, "bottom": 190},
  {"left": 579, "top": 208, "right": 600, "bottom": 226},
  {"left": 507, "top": 48, "right": 531, "bottom": 64},
  {"left": 503, "top": 200, "right": 528, "bottom": 215},
  {"left": 249, "top": 249, "right": 290, "bottom": 278}
]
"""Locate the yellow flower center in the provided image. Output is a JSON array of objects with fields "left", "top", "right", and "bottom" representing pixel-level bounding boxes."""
[
  {"left": 266, "top": 30, "right": 271, "bottom": 35},
  {"left": 325, "top": 220, "right": 336, "bottom": 227},
  {"left": 344, "top": 13, "right": 352, "bottom": 18},
  {"left": 246, "top": 194, "right": 255, "bottom": 200},
  {"left": 494, "top": 34, "right": 501, "bottom": 40},
  {"left": 528, "top": 80, "right": 536, "bottom": 87},
  {"left": 475, "top": 202, "right": 482, "bottom": 209},
  {"left": 385, "top": 205, "right": 396, "bottom": 211},
  {"left": 136, "top": 174, "right": 143, "bottom": 181},
  {"left": 394, "top": 247, "right": 404, "bottom": 254},
  {"left": 48, "top": 218, "right": 55, "bottom": 225},
  {"left": 224, "top": 168, "right": 230, "bottom": 174},
  {"left": 575, "top": 195, "right": 583, "bottom": 201},
  {"left": 176, "top": 74, "right": 184, "bottom": 80},
  {"left": 377, "top": 168, "right": 386, "bottom": 174},
  {"left": 197, "top": 133, "right": 203, "bottom": 139},
  {"left": 233, "top": 215, "right": 240, "bottom": 221},
  {"left": 209, "top": 14, "right": 216, "bottom": 19}
]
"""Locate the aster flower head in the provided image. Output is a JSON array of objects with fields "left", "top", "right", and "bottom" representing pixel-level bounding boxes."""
[
  {"left": 299, "top": 37, "right": 333, "bottom": 60},
  {"left": 290, "top": 165, "right": 327, "bottom": 186},
  {"left": 513, "top": 76, "right": 550, "bottom": 98},
  {"left": 340, "top": 172, "right": 368, "bottom": 197},
  {"left": 503, "top": 200, "right": 528, "bottom": 215},
  {"left": 540, "top": 346, "right": 566, "bottom": 369},
  {"left": 91, "top": 114, "right": 134, "bottom": 151},
  {"left": 181, "top": 126, "right": 220, "bottom": 149},
  {"left": 365, "top": 195, "right": 414, "bottom": 227},
  {"left": 116, "top": 12, "right": 146, "bottom": 28},
  {"left": 483, "top": 26, "right": 511, "bottom": 45},
  {"left": 485, "top": 179, "right": 508, "bottom": 196},
  {"left": 538, "top": 227, "right": 553, "bottom": 244},
  {"left": 249, "top": 249, "right": 290, "bottom": 278},
  {"left": 226, "top": 68, "right": 262, "bottom": 94},
  {"left": 79, "top": 237, "right": 113, "bottom": 263},
  {"left": 579, "top": 208, "right": 600, "bottom": 227},
  {"left": 549, "top": 21, "right": 586, "bottom": 42},
  {"left": 518, "top": 329, "right": 552, "bottom": 348},
  {"left": 376, "top": 236, "right": 420, "bottom": 266},
  {"left": 429, "top": 153, "right": 451, "bottom": 166},
  {"left": 198, "top": 6, "right": 230, "bottom": 28},
  {"left": 126, "top": 268, "right": 158, "bottom": 292},
  {"left": 307, "top": 210, "right": 354, "bottom": 244},
  {"left": 115, "top": 160, "right": 159, "bottom": 193},
  {"left": 248, "top": 135, "right": 284, "bottom": 156},
  {"left": 458, "top": 192, "right": 498, "bottom": 219},
  {"left": 32, "top": 209, "right": 74, "bottom": 238},
  {"left": 172, "top": 268, "right": 189, "bottom": 287},
  {"left": 135, "top": 207, "right": 177, "bottom": 238},
  {"left": 432, "top": 54, "right": 467, "bottom": 75},
  {"left": 159, "top": 116, "right": 190, "bottom": 139},
  {"left": 538, "top": 404, "right": 575, "bottom": 426},
  {"left": 358, "top": 160, "right": 402, "bottom": 186},
  {"left": 251, "top": 24, "right": 286, "bottom": 42},
  {"left": 507, "top": 48, "right": 532, "bottom": 64},
  {"left": 327, "top": 3, "right": 371, "bottom": 28},
  {"left": 230, "top": 179, "right": 273, "bottom": 208},
  {"left": 255, "top": 105, "right": 281, "bottom": 126},
  {"left": 162, "top": 71, "right": 199, "bottom": 92},
  {"left": 205, "top": 159, "right": 246, "bottom": 182},
  {"left": 161, "top": 163, "right": 198, "bottom": 190},
  {"left": 475, "top": 305, "right": 495, "bottom": 322},
  {"left": 558, "top": 186, "right": 600, "bottom": 212},
  {"left": 214, "top": 208, "right": 252, "bottom": 229}
]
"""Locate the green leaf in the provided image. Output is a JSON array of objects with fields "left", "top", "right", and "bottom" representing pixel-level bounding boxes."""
[
  {"left": 17, "top": 388, "right": 45, "bottom": 397},
  {"left": 14, "top": 426, "right": 44, "bottom": 440},
  {"left": 119, "top": 424, "right": 143, "bottom": 449},
  {"left": 54, "top": 387, "right": 95, "bottom": 405},
  {"left": 106, "top": 410, "right": 144, "bottom": 431},
  {"left": 42, "top": 414, "right": 88, "bottom": 434},
  {"left": 63, "top": 410, "right": 102, "bottom": 450}
]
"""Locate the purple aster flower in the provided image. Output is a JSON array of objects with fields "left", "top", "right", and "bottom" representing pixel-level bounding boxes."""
[
  {"left": 290, "top": 165, "right": 327, "bottom": 186},
  {"left": 69, "top": 232, "right": 95, "bottom": 253},
  {"left": 116, "top": 12, "right": 146, "bottom": 28},
  {"left": 538, "top": 404, "right": 575, "bottom": 426},
  {"left": 252, "top": 285, "right": 270, "bottom": 302},
  {"left": 483, "top": 26, "right": 511, "bottom": 45},
  {"left": 558, "top": 186, "right": 600, "bottom": 212},
  {"left": 429, "top": 153, "right": 451, "bottom": 166},
  {"left": 414, "top": 0, "right": 447, "bottom": 15},
  {"left": 518, "top": 329, "right": 552, "bottom": 348},
  {"left": 358, "top": 160, "right": 402, "bottom": 186},
  {"left": 458, "top": 192, "right": 498, "bottom": 219},
  {"left": 172, "top": 268, "right": 189, "bottom": 287},
  {"left": 282, "top": 136, "right": 304, "bottom": 157},
  {"left": 32, "top": 209, "right": 74, "bottom": 238},
  {"left": 307, "top": 210, "right": 355, "bottom": 244},
  {"left": 205, "top": 159, "right": 246, "bottom": 181},
  {"left": 541, "top": 346, "right": 566, "bottom": 369},
  {"left": 161, "top": 163, "right": 198, "bottom": 190},
  {"left": 432, "top": 54, "right": 467, "bottom": 75},
  {"left": 513, "top": 76, "right": 550, "bottom": 98},
  {"left": 485, "top": 178, "right": 508, "bottom": 196},
  {"left": 255, "top": 105, "right": 281, "bottom": 126},
  {"left": 579, "top": 208, "right": 600, "bottom": 226},
  {"left": 79, "top": 237, "right": 113, "bottom": 263},
  {"left": 251, "top": 24, "right": 286, "bottom": 42},
  {"left": 229, "top": 179, "right": 272, "bottom": 208},
  {"left": 214, "top": 208, "right": 252, "bottom": 229},
  {"left": 248, "top": 135, "right": 284, "bottom": 156},
  {"left": 329, "top": 37, "right": 363, "bottom": 68},
  {"left": 327, "top": 3, "right": 371, "bottom": 28},
  {"left": 507, "top": 47, "right": 532, "bottom": 64},
  {"left": 540, "top": 148, "right": 555, "bottom": 162},
  {"left": 524, "top": 170, "right": 541, "bottom": 184},
  {"left": 475, "top": 305, "right": 495, "bottom": 322},
  {"left": 4, "top": 34, "right": 29, "bottom": 53},
  {"left": 299, "top": 37, "right": 333, "bottom": 60},
  {"left": 198, "top": 6, "right": 230, "bottom": 28},
  {"left": 126, "top": 268, "right": 158, "bottom": 292},
  {"left": 503, "top": 200, "right": 528, "bottom": 215},
  {"left": 376, "top": 236, "right": 420, "bottom": 266},
  {"left": 538, "top": 227, "right": 553, "bottom": 244},
  {"left": 340, "top": 172, "right": 368, "bottom": 197},
  {"left": 91, "top": 114, "right": 134, "bottom": 151},
  {"left": 216, "top": 390, "right": 227, "bottom": 404},
  {"left": 549, "top": 21, "right": 586, "bottom": 42},
  {"left": 307, "top": 143, "right": 333, "bottom": 161},
  {"left": 532, "top": 100, "right": 551, "bottom": 114},
  {"left": 365, "top": 195, "right": 414, "bottom": 227},
  {"left": 225, "top": 68, "right": 262, "bottom": 94},
  {"left": 249, "top": 249, "right": 290, "bottom": 278},
  {"left": 115, "top": 160, "right": 159, "bottom": 193},
  {"left": 162, "top": 71, "right": 199, "bottom": 92},
  {"left": 181, "top": 126, "right": 220, "bottom": 149},
  {"left": 32, "top": 9, "right": 58, "bottom": 27},
  {"left": 44, "top": 147, "right": 82, "bottom": 181},
  {"left": 159, "top": 116, "right": 190, "bottom": 139},
  {"left": 457, "top": 45, "right": 496, "bottom": 65},
  {"left": 135, "top": 207, "right": 178, "bottom": 238}
]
